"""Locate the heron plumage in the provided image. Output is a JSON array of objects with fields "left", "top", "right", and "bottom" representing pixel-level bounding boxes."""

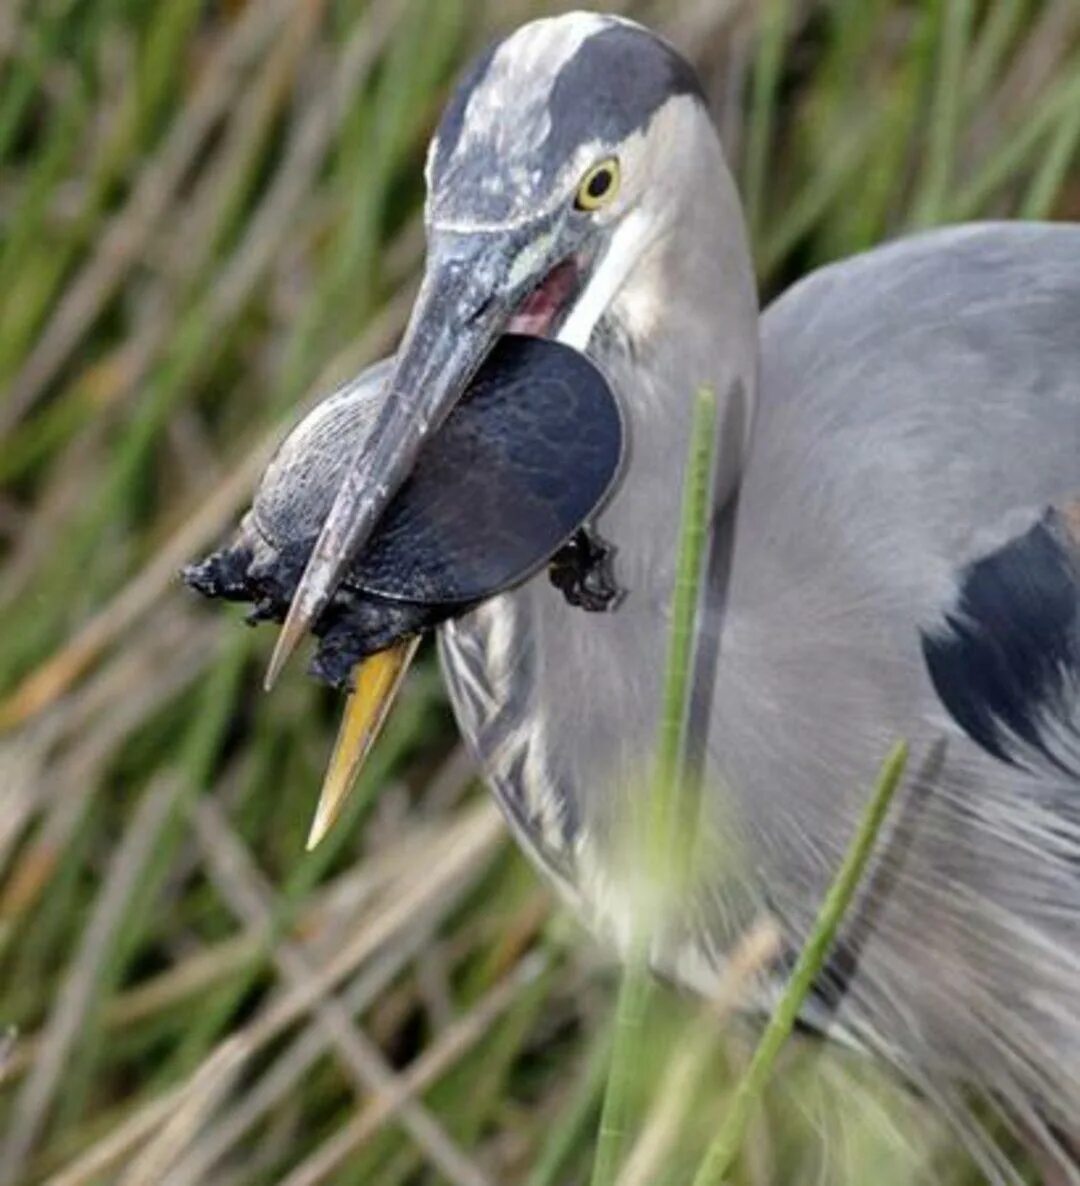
[
  {"left": 230, "top": 11, "right": 1080, "bottom": 1177},
  {"left": 433, "top": 27, "right": 1080, "bottom": 1172}
]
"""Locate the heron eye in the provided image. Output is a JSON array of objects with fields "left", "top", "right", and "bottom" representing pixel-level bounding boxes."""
[{"left": 575, "top": 158, "right": 620, "bottom": 211}]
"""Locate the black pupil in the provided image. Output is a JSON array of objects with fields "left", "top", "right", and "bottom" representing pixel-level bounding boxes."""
[{"left": 587, "top": 168, "right": 612, "bottom": 199}]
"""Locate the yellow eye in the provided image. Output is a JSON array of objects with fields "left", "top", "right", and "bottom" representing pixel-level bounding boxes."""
[{"left": 575, "top": 158, "right": 621, "bottom": 211}]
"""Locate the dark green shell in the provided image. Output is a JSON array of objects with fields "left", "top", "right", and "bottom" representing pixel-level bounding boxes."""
[
  {"left": 184, "top": 336, "right": 624, "bottom": 686},
  {"left": 253, "top": 334, "right": 624, "bottom": 605}
]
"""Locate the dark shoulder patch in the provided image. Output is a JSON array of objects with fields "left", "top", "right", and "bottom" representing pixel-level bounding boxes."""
[
  {"left": 543, "top": 23, "right": 706, "bottom": 161},
  {"left": 922, "top": 506, "right": 1080, "bottom": 777}
]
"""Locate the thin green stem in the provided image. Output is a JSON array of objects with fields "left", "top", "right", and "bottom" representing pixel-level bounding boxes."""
[
  {"left": 1022, "top": 98, "right": 1080, "bottom": 219},
  {"left": 590, "top": 387, "right": 720, "bottom": 1186},
  {"left": 649, "top": 387, "right": 720, "bottom": 889},
  {"left": 912, "top": 0, "right": 973, "bottom": 227},
  {"left": 953, "top": 61, "right": 1080, "bottom": 220},
  {"left": 744, "top": 0, "right": 791, "bottom": 249},
  {"left": 526, "top": 1020, "right": 614, "bottom": 1186},
  {"left": 587, "top": 957, "right": 652, "bottom": 1186}
]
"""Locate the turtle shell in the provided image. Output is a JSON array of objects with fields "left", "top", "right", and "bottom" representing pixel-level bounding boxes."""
[{"left": 252, "top": 334, "right": 624, "bottom": 606}]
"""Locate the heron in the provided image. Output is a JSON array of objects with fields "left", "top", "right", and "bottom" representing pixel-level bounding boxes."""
[{"left": 186, "top": 12, "right": 1080, "bottom": 1180}]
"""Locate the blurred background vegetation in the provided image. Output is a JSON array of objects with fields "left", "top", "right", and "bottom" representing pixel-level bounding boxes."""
[{"left": 1, "top": 1, "right": 1078, "bottom": 1183}]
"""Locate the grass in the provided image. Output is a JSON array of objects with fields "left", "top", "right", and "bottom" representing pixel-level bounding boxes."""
[
  {"left": 1, "top": 1, "right": 1079, "bottom": 1184},
  {"left": 590, "top": 388, "right": 721, "bottom": 1186}
]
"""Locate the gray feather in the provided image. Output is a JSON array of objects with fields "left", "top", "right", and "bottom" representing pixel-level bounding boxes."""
[{"left": 441, "top": 204, "right": 1080, "bottom": 1172}]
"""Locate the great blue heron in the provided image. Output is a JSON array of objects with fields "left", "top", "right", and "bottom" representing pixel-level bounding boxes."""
[{"left": 187, "top": 11, "right": 1080, "bottom": 1180}]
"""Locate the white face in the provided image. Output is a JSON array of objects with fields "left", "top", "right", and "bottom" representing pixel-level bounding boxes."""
[{"left": 557, "top": 96, "right": 713, "bottom": 350}]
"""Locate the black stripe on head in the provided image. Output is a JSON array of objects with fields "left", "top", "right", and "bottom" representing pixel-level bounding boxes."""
[
  {"left": 922, "top": 506, "right": 1080, "bottom": 778},
  {"left": 541, "top": 21, "right": 705, "bottom": 163},
  {"left": 428, "top": 18, "right": 706, "bottom": 225}
]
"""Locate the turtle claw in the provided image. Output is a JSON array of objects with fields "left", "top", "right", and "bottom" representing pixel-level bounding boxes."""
[
  {"left": 548, "top": 527, "right": 623, "bottom": 613},
  {"left": 181, "top": 546, "right": 256, "bottom": 603},
  {"left": 307, "top": 594, "right": 445, "bottom": 690}
]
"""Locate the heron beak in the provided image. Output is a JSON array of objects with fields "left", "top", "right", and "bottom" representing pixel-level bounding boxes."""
[
  {"left": 306, "top": 636, "right": 421, "bottom": 850},
  {"left": 265, "top": 230, "right": 554, "bottom": 691}
]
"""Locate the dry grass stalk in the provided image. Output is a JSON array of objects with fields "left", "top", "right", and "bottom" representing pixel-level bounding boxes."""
[{"left": 190, "top": 796, "right": 493, "bottom": 1186}]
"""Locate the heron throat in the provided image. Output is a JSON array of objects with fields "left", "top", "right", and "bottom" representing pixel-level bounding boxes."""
[{"left": 575, "top": 99, "right": 759, "bottom": 522}]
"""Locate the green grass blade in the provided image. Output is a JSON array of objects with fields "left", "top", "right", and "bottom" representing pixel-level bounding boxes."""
[
  {"left": 525, "top": 1019, "right": 614, "bottom": 1186},
  {"left": 590, "top": 386, "right": 720, "bottom": 1186},
  {"left": 911, "top": 0, "right": 974, "bottom": 227},
  {"left": 1022, "top": 97, "right": 1080, "bottom": 219},
  {"left": 743, "top": 0, "right": 791, "bottom": 249}
]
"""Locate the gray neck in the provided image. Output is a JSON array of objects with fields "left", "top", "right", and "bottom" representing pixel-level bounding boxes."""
[
  {"left": 435, "top": 116, "right": 761, "bottom": 955},
  {"left": 589, "top": 108, "right": 759, "bottom": 592}
]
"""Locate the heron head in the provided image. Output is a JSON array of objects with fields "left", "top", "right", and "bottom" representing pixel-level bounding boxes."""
[
  {"left": 267, "top": 13, "right": 711, "bottom": 684},
  {"left": 423, "top": 13, "right": 707, "bottom": 342}
]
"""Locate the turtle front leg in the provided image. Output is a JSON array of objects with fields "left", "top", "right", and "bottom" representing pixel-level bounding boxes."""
[{"left": 548, "top": 527, "right": 623, "bottom": 613}]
